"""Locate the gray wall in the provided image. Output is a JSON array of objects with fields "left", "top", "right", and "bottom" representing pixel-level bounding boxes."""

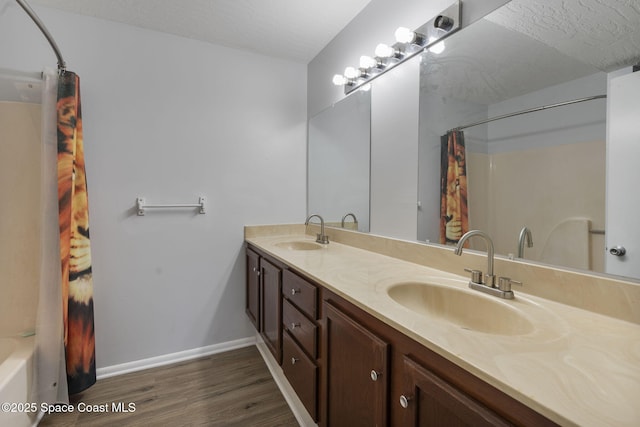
[
  {"left": 0, "top": 0, "right": 509, "bottom": 371},
  {"left": 0, "top": 3, "right": 306, "bottom": 369}
]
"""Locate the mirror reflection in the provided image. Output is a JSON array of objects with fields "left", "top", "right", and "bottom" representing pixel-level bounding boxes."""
[
  {"left": 418, "top": 0, "right": 640, "bottom": 280},
  {"left": 308, "top": 90, "right": 371, "bottom": 232},
  {"left": 308, "top": 0, "right": 640, "bottom": 281}
]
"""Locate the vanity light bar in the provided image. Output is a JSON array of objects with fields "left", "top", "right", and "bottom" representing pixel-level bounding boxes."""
[{"left": 333, "top": 0, "right": 461, "bottom": 95}]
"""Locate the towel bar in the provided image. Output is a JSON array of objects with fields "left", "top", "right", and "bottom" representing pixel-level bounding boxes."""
[
  {"left": 136, "top": 197, "right": 206, "bottom": 216},
  {"left": 589, "top": 229, "right": 605, "bottom": 235}
]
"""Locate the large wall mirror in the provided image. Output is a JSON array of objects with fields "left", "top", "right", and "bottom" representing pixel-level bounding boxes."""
[
  {"left": 308, "top": 90, "right": 371, "bottom": 232},
  {"left": 417, "top": 0, "right": 640, "bottom": 281},
  {"left": 308, "top": 0, "right": 640, "bottom": 281}
]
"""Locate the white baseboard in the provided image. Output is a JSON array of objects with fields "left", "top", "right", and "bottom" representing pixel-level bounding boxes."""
[
  {"left": 254, "top": 332, "right": 317, "bottom": 427},
  {"left": 96, "top": 336, "right": 256, "bottom": 379}
]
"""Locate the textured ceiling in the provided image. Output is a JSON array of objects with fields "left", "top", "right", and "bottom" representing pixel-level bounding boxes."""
[
  {"left": 421, "top": 0, "right": 640, "bottom": 104},
  {"left": 421, "top": 19, "right": 599, "bottom": 105},
  {"left": 487, "top": 0, "right": 640, "bottom": 72},
  {"left": 28, "top": 0, "right": 371, "bottom": 63}
]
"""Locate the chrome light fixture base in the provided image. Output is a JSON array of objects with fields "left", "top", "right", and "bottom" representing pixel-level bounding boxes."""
[{"left": 339, "top": 0, "right": 461, "bottom": 95}]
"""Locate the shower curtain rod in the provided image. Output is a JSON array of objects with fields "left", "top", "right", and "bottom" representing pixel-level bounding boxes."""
[
  {"left": 15, "top": 0, "right": 66, "bottom": 71},
  {"left": 451, "top": 94, "right": 607, "bottom": 132}
]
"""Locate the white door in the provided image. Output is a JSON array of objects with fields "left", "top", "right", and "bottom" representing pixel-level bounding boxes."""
[{"left": 605, "top": 71, "right": 640, "bottom": 278}]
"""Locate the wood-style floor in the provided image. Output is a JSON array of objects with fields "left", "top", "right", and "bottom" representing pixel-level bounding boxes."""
[{"left": 39, "top": 345, "right": 298, "bottom": 426}]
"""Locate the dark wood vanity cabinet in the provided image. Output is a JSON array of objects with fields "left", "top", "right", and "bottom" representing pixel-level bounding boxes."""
[
  {"left": 320, "top": 290, "right": 557, "bottom": 427},
  {"left": 282, "top": 327, "right": 318, "bottom": 419},
  {"left": 281, "top": 269, "right": 321, "bottom": 421},
  {"left": 245, "top": 248, "right": 260, "bottom": 330},
  {"left": 246, "top": 246, "right": 321, "bottom": 421},
  {"left": 245, "top": 244, "right": 557, "bottom": 427},
  {"left": 259, "top": 256, "right": 282, "bottom": 364},
  {"left": 323, "top": 301, "right": 390, "bottom": 426},
  {"left": 399, "top": 355, "right": 511, "bottom": 427},
  {"left": 245, "top": 247, "right": 283, "bottom": 364}
]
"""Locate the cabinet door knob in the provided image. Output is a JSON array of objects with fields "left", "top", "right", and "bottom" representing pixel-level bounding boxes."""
[
  {"left": 370, "top": 370, "right": 382, "bottom": 381},
  {"left": 291, "top": 288, "right": 301, "bottom": 295},
  {"left": 291, "top": 357, "right": 299, "bottom": 365},
  {"left": 290, "top": 322, "right": 300, "bottom": 330},
  {"left": 399, "top": 395, "right": 412, "bottom": 409}
]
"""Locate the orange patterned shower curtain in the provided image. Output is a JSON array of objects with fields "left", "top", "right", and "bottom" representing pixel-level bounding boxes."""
[
  {"left": 440, "top": 130, "right": 469, "bottom": 245},
  {"left": 57, "top": 72, "right": 96, "bottom": 394}
]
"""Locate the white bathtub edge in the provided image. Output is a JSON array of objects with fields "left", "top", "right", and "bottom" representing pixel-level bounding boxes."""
[{"left": 0, "top": 336, "right": 38, "bottom": 427}]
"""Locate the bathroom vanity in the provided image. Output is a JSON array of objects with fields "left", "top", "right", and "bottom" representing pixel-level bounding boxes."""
[
  {"left": 247, "top": 244, "right": 546, "bottom": 426},
  {"left": 244, "top": 224, "right": 640, "bottom": 427}
]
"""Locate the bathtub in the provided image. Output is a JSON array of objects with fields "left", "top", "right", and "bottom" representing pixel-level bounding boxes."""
[{"left": 0, "top": 336, "right": 39, "bottom": 427}]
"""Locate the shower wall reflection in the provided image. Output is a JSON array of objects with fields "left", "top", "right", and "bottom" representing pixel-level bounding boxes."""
[{"left": 419, "top": 71, "right": 607, "bottom": 272}]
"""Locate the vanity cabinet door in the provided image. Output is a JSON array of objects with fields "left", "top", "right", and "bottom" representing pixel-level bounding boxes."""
[
  {"left": 245, "top": 248, "right": 260, "bottom": 330},
  {"left": 399, "top": 355, "right": 511, "bottom": 427},
  {"left": 323, "top": 301, "right": 389, "bottom": 426},
  {"left": 260, "top": 257, "right": 282, "bottom": 365},
  {"left": 283, "top": 331, "right": 318, "bottom": 421}
]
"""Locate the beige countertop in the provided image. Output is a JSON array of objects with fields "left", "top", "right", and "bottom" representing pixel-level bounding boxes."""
[{"left": 245, "top": 227, "right": 640, "bottom": 427}]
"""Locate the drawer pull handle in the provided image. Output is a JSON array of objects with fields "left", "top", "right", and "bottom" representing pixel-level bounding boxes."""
[
  {"left": 399, "top": 395, "right": 412, "bottom": 409},
  {"left": 291, "top": 288, "right": 301, "bottom": 296},
  {"left": 370, "top": 370, "right": 382, "bottom": 381},
  {"left": 290, "top": 322, "right": 300, "bottom": 330},
  {"left": 291, "top": 357, "right": 299, "bottom": 365}
]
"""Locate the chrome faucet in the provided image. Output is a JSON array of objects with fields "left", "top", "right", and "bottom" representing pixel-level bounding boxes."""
[
  {"left": 454, "top": 230, "right": 519, "bottom": 299},
  {"left": 341, "top": 212, "right": 358, "bottom": 228},
  {"left": 455, "top": 230, "right": 495, "bottom": 286},
  {"left": 517, "top": 226, "right": 533, "bottom": 258},
  {"left": 305, "top": 214, "right": 329, "bottom": 244}
]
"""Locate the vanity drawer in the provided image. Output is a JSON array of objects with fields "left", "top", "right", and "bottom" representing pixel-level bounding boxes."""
[
  {"left": 283, "top": 298, "right": 317, "bottom": 359},
  {"left": 282, "top": 331, "right": 317, "bottom": 421},
  {"left": 283, "top": 270, "right": 318, "bottom": 319}
]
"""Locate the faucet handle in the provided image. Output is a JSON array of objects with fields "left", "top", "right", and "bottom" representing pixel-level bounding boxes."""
[
  {"left": 464, "top": 268, "right": 483, "bottom": 284},
  {"left": 497, "top": 277, "right": 522, "bottom": 292},
  {"left": 316, "top": 233, "right": 330, "bottom": 244}
]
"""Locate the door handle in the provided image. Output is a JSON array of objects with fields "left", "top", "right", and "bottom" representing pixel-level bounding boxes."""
[{"left": 609, "top": 246, "right": 626, "bottom": 256}]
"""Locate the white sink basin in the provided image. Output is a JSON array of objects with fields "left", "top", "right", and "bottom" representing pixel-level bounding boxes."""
[
  {"left": 387, "top": 281, "right": 534, "bottom": 335},
  {"left": 275, "top": 240, "right": 323, "bottom": 251}
]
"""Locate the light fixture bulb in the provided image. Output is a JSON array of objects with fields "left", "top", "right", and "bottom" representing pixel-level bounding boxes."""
[
  {"left": 344, "top": 66, "right": 360, "bottom": 79},
  {"left": 375, "top": 43, "right": 395, "bottom": 58},
  {"left": 428, "top": 37, "right": 445, "bottom": 54},
  {"left": 395, "top": 27, "right": 416, "bottom": 44},
  {"left": 360, "top": 55, "right": 378, "bottom": 69},
  {"left": 332, "top": 74, "right": 348, "bottom": 86}
]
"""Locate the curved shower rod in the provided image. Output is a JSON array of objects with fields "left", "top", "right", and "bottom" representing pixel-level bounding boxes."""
[{"left": 15, "top": 0, "right": 66, "bottom": 71}]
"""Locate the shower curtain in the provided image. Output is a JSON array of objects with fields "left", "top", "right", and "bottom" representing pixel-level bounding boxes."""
[
  {"left": 56, "top": 71, "right": 96, "bottom": 394},
  {"left": 31, "top": 68, "right": 69, "bottom": 406},
  {"left": 440, "top": 130, "right": 469, "bottom": 245}
]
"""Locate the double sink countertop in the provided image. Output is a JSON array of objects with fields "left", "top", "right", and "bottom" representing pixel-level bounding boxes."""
[{"left": 245, "top": 225, "right": 640, "bottom": 427}]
